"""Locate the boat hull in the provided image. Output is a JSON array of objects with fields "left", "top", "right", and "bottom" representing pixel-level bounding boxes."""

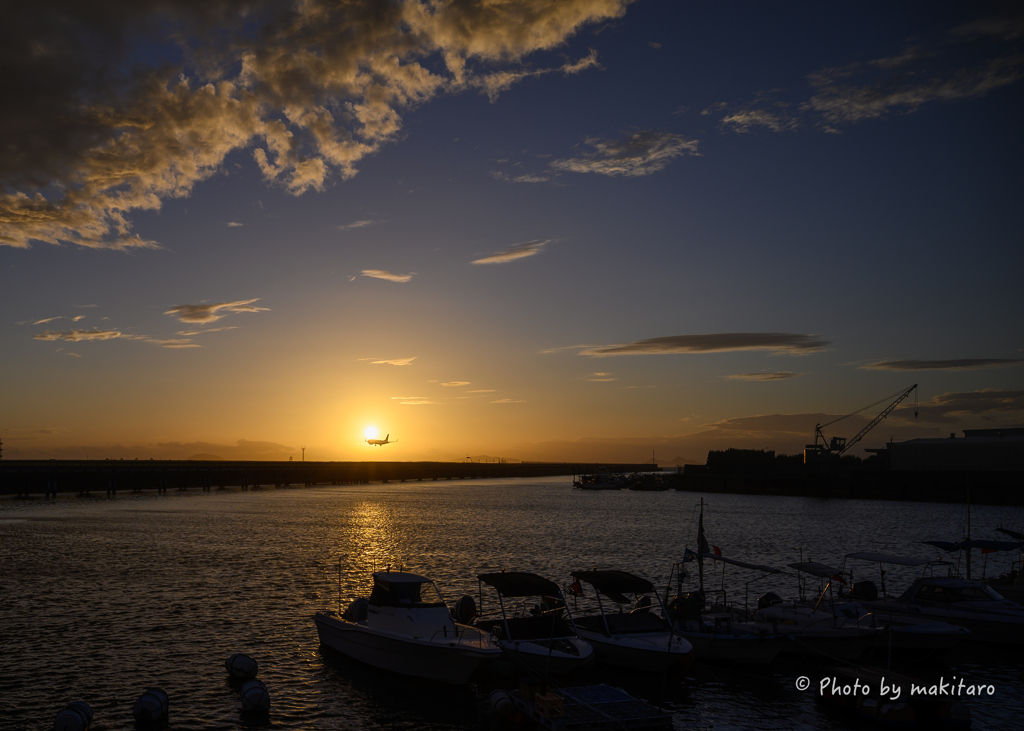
[
  {"left": 314, "top": 612, "right": 498, "bottom": 684},
  {"left": 575, "top": 629, "right": 692, "bottom": 672},
  {"left": 498, "top": 638, "right": 595, "bottom": 675},
  {"left": 676, "top": 631, "right": 784, "bottom": 667}
]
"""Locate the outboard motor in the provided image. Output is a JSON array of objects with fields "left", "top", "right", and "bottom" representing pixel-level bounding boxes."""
[
  {"left": 452, "top": 595, "right": 477, "bottom": 624},
  {"left": 132, "top": 687, "right": 169, "bottom": 726},
  {"left": 342, "top": 597, "right": 369, "bottom": 622},
  {"left": 240, "top": 679, "right": 271, "bottom": 713},
  {"left": 53, "top": 701, "right": 93, "bottom": 731},
  {"left": 757, "top": 592, "right": 783, "bottom": 610},
  {"left": 225, "top": 653, "right": 259, "bottom": 680},
  {"left": 848, "top": 581, "right": 879, "bottom": 601}
]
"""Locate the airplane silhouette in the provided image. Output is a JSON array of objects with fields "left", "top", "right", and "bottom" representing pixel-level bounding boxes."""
[{"left": 366, "top": 433, "right": 394, "bottom": 446}]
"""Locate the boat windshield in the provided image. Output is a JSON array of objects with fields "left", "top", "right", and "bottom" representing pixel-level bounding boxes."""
[{"left": 369, "top": 579, "right": 446, "bottom": 609}]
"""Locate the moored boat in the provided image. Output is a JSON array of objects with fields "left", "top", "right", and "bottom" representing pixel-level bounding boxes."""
[
  {"left": 475, "top": 571, "right": 595, "bottom": 675},
  {"left": 568, "top": 569, "right": 692, "bottom": 671},
  {"left": 314, "top": 569, "right": 500, "bottom": 684}
]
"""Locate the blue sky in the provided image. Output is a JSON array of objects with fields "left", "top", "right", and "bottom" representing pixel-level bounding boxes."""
[{"left": 2, "top": 1, "right": 1022, "bottom": 461}]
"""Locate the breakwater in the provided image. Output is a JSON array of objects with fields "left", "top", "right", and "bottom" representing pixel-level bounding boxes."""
[
  {"left": 0, "top": 459, "right": 652, "bottom": 497},
  {"left": 674, "top": 469, "right": 1023, "bottom": 506}
]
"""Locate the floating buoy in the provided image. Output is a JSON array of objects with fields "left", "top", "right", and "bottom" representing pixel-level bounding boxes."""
[
  {"left": 54, "top": 701, "right": 93, "bottom": 731},
  {"left": 225, "top": 653, "right": 259, "bottom": 680},
  {"left": 132, "top": 687, "right": 169, "bottom": 724},
  {"left": 240, "top": 679, "right": 271, "bottom": 713},
  {"left": 489, "top": 689, "right": 512, "bottom": 715}
]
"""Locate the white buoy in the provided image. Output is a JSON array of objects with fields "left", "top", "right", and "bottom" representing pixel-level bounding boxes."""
[
  {"left": 489, "top": 689, "right": 513, "bottom": 715},
  {"left": 132, "top": 687, "right": 169, "bottom": 724},
  {"left": 54, "top": 701, "right": 93, "bottom": 731},
  {"left": 225, "top": 653, "right": 259, "bottom": 680},
  {"left": 240, "top": 679, "right": 271, "bottom": 713}
]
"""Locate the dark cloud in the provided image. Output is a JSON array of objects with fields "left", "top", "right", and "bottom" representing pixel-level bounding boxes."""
[
  {"left": 549, "top": 130, "right": 698, "bottom": 177},
  {"left": 862, "top": 358, "right": 1024, "bottom": 371},
  {"left": 723, "top": 371, "right": 802, "bottom": 381},
  {"left": 900, "top": 389, "right": 1024, "bottom": 424},
  {"left": 580, "top": 333, "right": 830, "bottom": 356},
  {"left": 1, "top": 1, "right": 629, "bottom": 249}
]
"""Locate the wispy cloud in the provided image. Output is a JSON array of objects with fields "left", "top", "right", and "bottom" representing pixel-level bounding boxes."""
[
  {"left": 339, "top": 220, "right": 377, "bottom": 230},
  {"left": 441, "top": 381, "right": 470, "bottom": 387},
  {"left": 146, "top": 338, "right": 201, "bottom": 349},
  {"left": 372, "top": 357, "right": 417, "bottom": 366},
  {"left": 467, "top": 389, "right": 496, "bottom": 393},
  {"left": 472, "top": 50, "right": 601, "bottom": 103},
  {"left": 490, "top": 171, "right": 552, "bottom": 184},
  {"left": 34, "top": 328, "right": 121, "bottom": 342},
  {"left": 472, "top": 240, "right": 550, "bottom": 265},
  {"left": 165, "top": 298, "right": 269, "bottom": 324},
  {"left": 226, "top": 221, "right": 243, "bottom": 227},
  {"left": 585, "top": 372, "right": 617, "bottom": 382},
  {"left": 724, "top": 371, "right": 802, "bottom": 381},
  {"left": 361, "top": 269, "right": 415, "bottom": 283},
  {"left": 177, "top": 326, "right": 237, "bottom": 336},
  {"left": 33, "top": 316, "right": 63, "bottom": 325},
  {"left": 491, "top": 398, "right": 525, "bottom": 403},
  {"left": 549, "top": 131, "right": 699, "bottom": 177},
  {"left": 392, "top": 396, "right": 438, "bottom": 405},
  {"left": 71, "top": 315, "right": 86, "bottom": 322},
  {"left": 862, "top": 358, "right": 1024, "bottom": 371},
  {"left": 721, "top": 108, "right": 799, "bottom": 133},
  {"left": 579, "top": 333, "right": 831, "bottom": 357}
]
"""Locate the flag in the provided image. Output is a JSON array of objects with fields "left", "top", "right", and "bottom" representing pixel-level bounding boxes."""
[
  {"left": 569, "top": 578, "right": 583, "bottom": 596},
  {"left": 831, "top": 574, "right": 846, "bottom": 586},
  {"left": 683, "top": 548, "right": 699, "bottom": 563},
  {"left": 982, "top": 548, "right": 997, "bottom": 555},
  {"left": 713, "top": 546, "right": 722, "bottom": 556}
]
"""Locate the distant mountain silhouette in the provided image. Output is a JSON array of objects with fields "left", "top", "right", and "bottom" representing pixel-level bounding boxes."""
[
  {"left": 187, "top": 453, "right": 225, "bottom": 461},
  {"left": 665, "top": 455, "right": 701, "bottom": 466}
]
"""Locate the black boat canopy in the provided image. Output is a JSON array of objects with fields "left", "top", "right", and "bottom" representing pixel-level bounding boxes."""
[
  {"left": 477, "top": 571, "right": 561, "bottom": 597},
  {"left": 787, "top": 561, "right": 842, "bottom": 578},
  {"left": 997, "top": 527, "right": 1024, "bottom": 541},
  {"left": 571, "top": 570, "right": 655, "bottom": 596}
]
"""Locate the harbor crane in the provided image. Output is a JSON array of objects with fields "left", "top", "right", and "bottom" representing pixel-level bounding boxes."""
[{"left": 804, "top": 384, "right": 918, "bottom": 463}]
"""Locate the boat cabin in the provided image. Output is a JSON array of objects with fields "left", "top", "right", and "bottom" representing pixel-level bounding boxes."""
[
  {"left": 900, "top": 577, "right": 1006, "bottom": 605},
  {"left": 569, "top": 570, "right": 673, "bottom": 636},
  {"left": 475, "top": 571, "right": 580, "bottom": 641},
  {"left": 365, "top": 571, "right": 454, "bottom": 637}
]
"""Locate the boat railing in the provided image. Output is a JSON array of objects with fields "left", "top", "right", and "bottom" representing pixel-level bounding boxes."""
[{"left": 427, "top": 624, "right": 490, "bottom": 646}]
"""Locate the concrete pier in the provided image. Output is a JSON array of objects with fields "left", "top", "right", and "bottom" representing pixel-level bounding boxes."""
[{"left": 0, "top": 460, "right": 652, "bottom": 497}]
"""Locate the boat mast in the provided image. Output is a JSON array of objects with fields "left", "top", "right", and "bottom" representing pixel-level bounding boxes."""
[
  {"left": 966, "top": 489, "right": 972, "bottom": 580},
  {"left": 697, "top": 497, "right": 705, "bottom": 594}
]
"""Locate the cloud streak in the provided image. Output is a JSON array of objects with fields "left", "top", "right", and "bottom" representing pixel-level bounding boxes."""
[
  {"left": 472, "top": 240, "right": 550, "bottom": 264},
  {"left": 580, "top": 333, "right": 831, "bottom": 357},
  {"left": 862, "top": 358, "right": 1024, "bottom": 371},
  {"left": 550, "top": 130, "right": 699, "bottom": 177},
  {"left": 34, "top": 328, "right": 122, "bottom": 342},
  {"left": 723, "top": 371, "right": 802, "bottom": 381},
  {"left": 361, "top": 269, "right": 415, "bottom": 283},
  {"left": 372, "top": 357, "right": 417, "bottom": 366},
  {"left": 164, "top": 298, "right": 269, "bottom": 324}
]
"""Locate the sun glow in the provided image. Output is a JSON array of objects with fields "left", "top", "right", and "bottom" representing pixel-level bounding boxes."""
[{"left": 364, "top": 426, "right": 378, "bottom": 440}]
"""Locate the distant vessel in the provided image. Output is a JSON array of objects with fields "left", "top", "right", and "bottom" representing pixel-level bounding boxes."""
[
  {"left": 314, "top": 570, "right": 500, "bottom": 684},
  {"left": 573, "top": 467, "right": 623, "bottom": 490}
]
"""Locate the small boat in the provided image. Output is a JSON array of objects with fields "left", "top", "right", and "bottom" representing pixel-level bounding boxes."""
[
  {"left": 475, "top": 571, "right": 595, "bottom": 675},
  {"left": 573, "top": 467, "right": 624, "bottom": 490},
  {"left": 568, "top": 569, "right": 693, "bottom": 671},
  {"left": 314, "top": 569, "right": 501, "bottom": 684}
]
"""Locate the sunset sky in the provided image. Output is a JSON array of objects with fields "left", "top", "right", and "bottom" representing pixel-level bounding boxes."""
[{"left": 2, "top": 1, "right": 1022, "bottom": 463}]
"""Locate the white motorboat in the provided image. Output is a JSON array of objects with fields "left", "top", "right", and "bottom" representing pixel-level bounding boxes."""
[
  {"left": 855, "top": 575, "right": 1024, "bottom": 645},
  {"left": 314, "top": 570, "right": 500, "bottom": 684},
  {"left": 474, "top": 571, "right": 595, "bottom": 675},
  {"left": 568, "top": 570, "right": 692, "bottom": 672}
]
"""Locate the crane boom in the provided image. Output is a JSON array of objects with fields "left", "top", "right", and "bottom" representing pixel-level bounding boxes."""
[
  {"left": 839, "top": 384, "right": 917, "bottom": 456},
  {"left": 805, "top": 384, "right": 918, "bottom": 463}
]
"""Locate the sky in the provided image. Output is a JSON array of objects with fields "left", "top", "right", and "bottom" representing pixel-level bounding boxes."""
[{"left": 2, "top": 1, "right": 1023, "bottom": 463}]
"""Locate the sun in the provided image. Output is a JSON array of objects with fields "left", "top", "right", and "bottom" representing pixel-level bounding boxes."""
[{"left": 364, "top": 426, "right": 378, "bottom": 440}]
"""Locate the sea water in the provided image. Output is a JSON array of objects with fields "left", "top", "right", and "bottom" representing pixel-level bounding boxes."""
[{"left": 1, "top": 477, "right": 1021, "bottom": 730}]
